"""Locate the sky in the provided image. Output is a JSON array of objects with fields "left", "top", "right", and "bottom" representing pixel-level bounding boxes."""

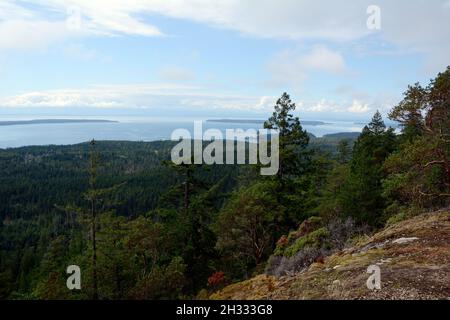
[{"left": 0, "top": 0, "right": 449, "bottom": 121}]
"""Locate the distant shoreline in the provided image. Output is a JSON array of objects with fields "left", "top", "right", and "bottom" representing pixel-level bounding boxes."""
[
  {"left": 207, "top": 119, "right": 329, "bottom": 126},
  {"left": 0, "top": 119, "right": 118, "bottom": 126},
  {"left": 0, "top": 132, "right": 361, "bottom": 150}
]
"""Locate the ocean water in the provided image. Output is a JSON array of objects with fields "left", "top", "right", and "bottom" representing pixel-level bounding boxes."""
[{"left": 0, "top": 116, "right": 364, "bottom": 149}]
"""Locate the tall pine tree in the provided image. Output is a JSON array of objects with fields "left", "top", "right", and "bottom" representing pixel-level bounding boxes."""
[
  {"left": 340, "top": 111, "right": 396, "bottom": 225},
  {"left": 264, "top": 93, "right": 311, "bottom": 230}
]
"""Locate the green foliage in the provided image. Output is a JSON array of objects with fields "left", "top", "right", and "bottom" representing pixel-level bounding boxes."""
[
  {"left": 263, "top": 93, "right": 315, "bottom": 232},
  {"left": 389, "top": 83, "right": 426, "bottom": 143},
  {"left": 215, "top": 181, "right": 280, "bottom": 276},
  {"left": 283, "top": 227, "right": 330, "bottom": 257},
  {"left": 264, "top": 92, "right": 310, "bottom": 180},
  {"left": 128, "top": 256, "right": 186, "bottom": 300},
  {"left": 315, "top": 164, "right": 349, "bottom": 219},
  {"left": 0, "top": 140, "right": 240, "bottom": 298},
  {"left": 273, "top": 216, "right": 326, "bottom": 257},
  {"left": 336, "top": 139, "right": 352, "bottom": 164},
  {"left": 339, "top": 111, "right": 397, "bottom": 226},
  {"left": 383, "top": 67, "right": 450, "bottom": 211}
]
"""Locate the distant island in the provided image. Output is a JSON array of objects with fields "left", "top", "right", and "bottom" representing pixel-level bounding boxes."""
[
  {"left": 321, "top": 132, "right": 361, "bottom": 139},
  {"left": 207, "top": 119, "right": 329, "bottom": 126},
  {"left": 354, "top": 121, "right": 399, "bottom": 128},
  {"left": 0, "top": 119, "right": 118, "bottom": 126},
  {"left": 308, "top": 131, "right": 361, "bottom": 140}
]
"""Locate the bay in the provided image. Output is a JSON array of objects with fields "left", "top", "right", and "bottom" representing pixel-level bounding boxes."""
[{"left": 0, "top": 115, "right": 364, "bottom": 148}]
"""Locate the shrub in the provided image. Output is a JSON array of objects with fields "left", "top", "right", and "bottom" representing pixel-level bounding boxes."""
[
  {"left": 266, "top": 217, "right": 363, "bottom": 277},
  {"left": 273, "top": 235, "right": 289, "bottom": 256},
  {"left": 284, "top": 227, "right": 330, "bottom": 257},
  {"left": 265, "top": 248, "right": 329, "bottom": 277},
  {"left": 298, "top": 216, "right": 323, "bottom": 237},
  {"left": 326, "top": 217, "right": 363, "bottom": 249},
  {"left": 207, "top": 271, "right": 225, "bottom": 288},
  {"left": 127, "top": 257, "right": 186, "bottom": 299}
]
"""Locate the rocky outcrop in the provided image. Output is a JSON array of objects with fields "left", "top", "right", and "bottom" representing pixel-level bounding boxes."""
[{"left": 211, "top": 208, "right": 450, "bottom": 300}]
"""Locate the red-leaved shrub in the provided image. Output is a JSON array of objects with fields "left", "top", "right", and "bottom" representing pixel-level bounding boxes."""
[{"left": 207, "top": 271, "right": 225, "bottom": 287}]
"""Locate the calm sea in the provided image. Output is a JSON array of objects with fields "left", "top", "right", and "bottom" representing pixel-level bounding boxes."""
[{"left": 0, "top": 115, "right": 364, "bottom": 149}]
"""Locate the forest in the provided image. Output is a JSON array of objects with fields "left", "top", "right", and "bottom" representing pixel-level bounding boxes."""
[{"left": 0, "top": 67, "right": 448, "bottom": 300}]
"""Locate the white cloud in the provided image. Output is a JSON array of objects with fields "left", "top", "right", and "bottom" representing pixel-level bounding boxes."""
[
  {"left": 62, "top": 2, "right": 163, "bottom": 37},
  {"left": 298, "top": 46, "right": 347, "bottom": 74},
  {"left": 347, "top": 100, "right": 370, "bottom": 113},
  {"left": 139, "top": 0, "right": 450, "bottom": 71},
  {"left": 298, "top": 98, "right": 373, "bottom": 114},
  {"left": 135, "top": 0, "right": 370, "bottom": 41},
  {"left": 0, "top": 0, "right": 162, "bottom": 52},
  {"left": 306, "top": 99, "right": 341, "bottom": 113},
  {"left": 377, "top": 0, "right": 450, "bottom": 73},
  {"left": 256, "top": 96, "right": 277, "bottom": 110},
  {"left": 0, "top": 84, "right": 274, "bottom": 111},
  {"left": 1, "top": 83, "right": 381, "bottom": 115},
  {"left": 1, "top": 0, "right": 449, "bottom": 71},
  {"left": 0, "top": 2, "right": 32, "bottom": 20},
  {"left": 0, "top": 20, "right": 70, "bottom": 51},
  {"left": 335, "top": 85, "right": 401, "bottom": 114},
  {"left": 268, "top": 45, "right": 348, "bottom": 90},
  {"left": 0, "top": 0, "right": 448, "bottom": 119},
  {"left": 16, "top": 0, "right": 366, "bottom": 41}
]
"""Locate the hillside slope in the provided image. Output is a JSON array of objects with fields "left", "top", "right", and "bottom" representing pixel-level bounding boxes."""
[{"left": 211, "top": 208, "right": 450, "bottom": 300}]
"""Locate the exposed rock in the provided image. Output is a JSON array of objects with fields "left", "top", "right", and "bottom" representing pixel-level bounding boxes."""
[
  {"left": 211, "top": 209, "right": 450, "bottom": 300},
  {"left": 392, "top": 237, "right": 419, "bottom": 244}
]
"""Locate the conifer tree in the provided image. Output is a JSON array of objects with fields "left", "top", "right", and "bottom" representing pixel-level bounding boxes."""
[
  {"left": 264, "top": 92, "right": 310, "bottom": 181},
  {"left": 340, "top": 111, "right": 396, "bottom": 225},
  {"left": 263, "top": 93, "right": 311, "bottom": 230},
  {"left": 389, "top": 83, "right": 426, "bottom": 143},
  {"left": 384, "top": 67, "right": 450, "bottom": 210}
]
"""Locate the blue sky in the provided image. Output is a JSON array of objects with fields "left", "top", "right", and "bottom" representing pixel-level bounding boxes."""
[{"left": 0, "top": 0, "right": 449, "bottom": 121}]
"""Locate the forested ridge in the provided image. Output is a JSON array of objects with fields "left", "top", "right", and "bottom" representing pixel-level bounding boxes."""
[{"left": 0, "top": 67, "right": 448, "bottom": 300}]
